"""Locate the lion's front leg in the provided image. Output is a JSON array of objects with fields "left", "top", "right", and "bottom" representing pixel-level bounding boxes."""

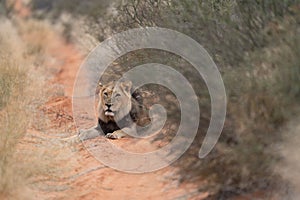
[{"left": 79, "top": 126, "right": 101, "bottom": 140}]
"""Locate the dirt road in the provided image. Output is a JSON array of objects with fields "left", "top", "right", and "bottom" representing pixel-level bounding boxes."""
[{"left": 12, "top": 0, "right": 208, "bottom": 199}]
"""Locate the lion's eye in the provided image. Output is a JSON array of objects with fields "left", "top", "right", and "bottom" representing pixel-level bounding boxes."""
[
  {"left": 103, "top": 92, "right": 108, "bottom": 96},
  {"left": 115, "top": 93, "right": 121, "bottom": 97}
]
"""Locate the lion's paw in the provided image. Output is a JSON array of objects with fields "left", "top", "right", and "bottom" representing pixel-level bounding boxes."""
[{"left": 106, "top": 130, "right": 126, "bottom": 139}]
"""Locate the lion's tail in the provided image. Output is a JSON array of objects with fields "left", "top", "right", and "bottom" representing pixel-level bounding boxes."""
[{"left": 60, "top": 134, "right": 80, "bottom": 145}]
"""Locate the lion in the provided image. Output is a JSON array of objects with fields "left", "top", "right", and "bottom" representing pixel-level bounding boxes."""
[{"left": 78, "top": 79, "right": 149, "bottom": 140}]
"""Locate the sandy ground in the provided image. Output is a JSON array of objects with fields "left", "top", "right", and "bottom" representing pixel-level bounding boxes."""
[
  {"left": 11, "top": 0, "right": 209, "bottom": 199},
  {"left": 39, "top": 23, "right": 205, "bottom": 200},
  {"left": 13, "top": 1, "right": 299, "bottom": 199}
]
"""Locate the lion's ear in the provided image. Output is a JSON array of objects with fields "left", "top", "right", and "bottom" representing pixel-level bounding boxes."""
[
  {"left": 121, "top": 80, "right": 132, "bottom": 93},
  {"left": 96, "top": 82, "right": 103, "bottom": 95}
]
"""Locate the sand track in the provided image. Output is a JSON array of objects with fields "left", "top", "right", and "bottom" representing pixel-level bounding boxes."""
[{"left": 12, "top": 0, "right": 206, "bottom": 199}]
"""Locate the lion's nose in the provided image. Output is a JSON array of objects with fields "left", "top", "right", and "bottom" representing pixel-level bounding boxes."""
[{"left": 105, "top": 103, "right": 112, "bottom": 108}]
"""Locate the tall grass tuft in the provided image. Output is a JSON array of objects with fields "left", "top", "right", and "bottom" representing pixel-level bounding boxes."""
[
  {"left": 0, "top": 18, "right": 72, "bottom": 199},
  {"left": 0, "top": 54, "right": 32, "bottom": 199}
]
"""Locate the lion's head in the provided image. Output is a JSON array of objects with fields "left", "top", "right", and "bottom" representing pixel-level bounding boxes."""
[{"left": 97, "top": 80, "right": 133, "bottom": 123}]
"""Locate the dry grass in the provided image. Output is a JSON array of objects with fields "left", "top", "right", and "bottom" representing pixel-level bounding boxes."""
[
  {"left": 0, "top": 18, "right": 33, "bottom": 199},
  {"left": 0, "top": 17, "right": 75, "bottom": 200},
  {"left": 18, "top": 20, "right": 54, "bottom": 55},
  {"left": 0, "top": 56, "right": 30, "bottom": 200},
  {"left": 274, "top": 114, "right": 300, "bottom": 199}
]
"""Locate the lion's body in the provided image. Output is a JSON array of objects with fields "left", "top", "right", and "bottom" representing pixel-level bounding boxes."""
[{"left": 78, "top": 80, "right": 148, "bottom": 140}]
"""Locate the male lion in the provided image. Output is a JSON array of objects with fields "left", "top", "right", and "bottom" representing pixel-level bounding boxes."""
[{"left": 78, "top": 79, "right": 148, "bottom": 140}]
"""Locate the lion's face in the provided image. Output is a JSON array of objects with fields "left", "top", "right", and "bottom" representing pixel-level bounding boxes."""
[{"left": 98, "top": 81, "right": 133, "bottom": 122}]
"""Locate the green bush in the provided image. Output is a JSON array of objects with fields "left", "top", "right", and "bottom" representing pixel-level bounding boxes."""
[{"left": 115, "top": 0, "right": 300, "bottom": 197}]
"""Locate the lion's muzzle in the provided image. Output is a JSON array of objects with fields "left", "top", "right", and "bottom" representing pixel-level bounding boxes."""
[{"left": 104, "top": 103, "right": 115, "bottom": 116}]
